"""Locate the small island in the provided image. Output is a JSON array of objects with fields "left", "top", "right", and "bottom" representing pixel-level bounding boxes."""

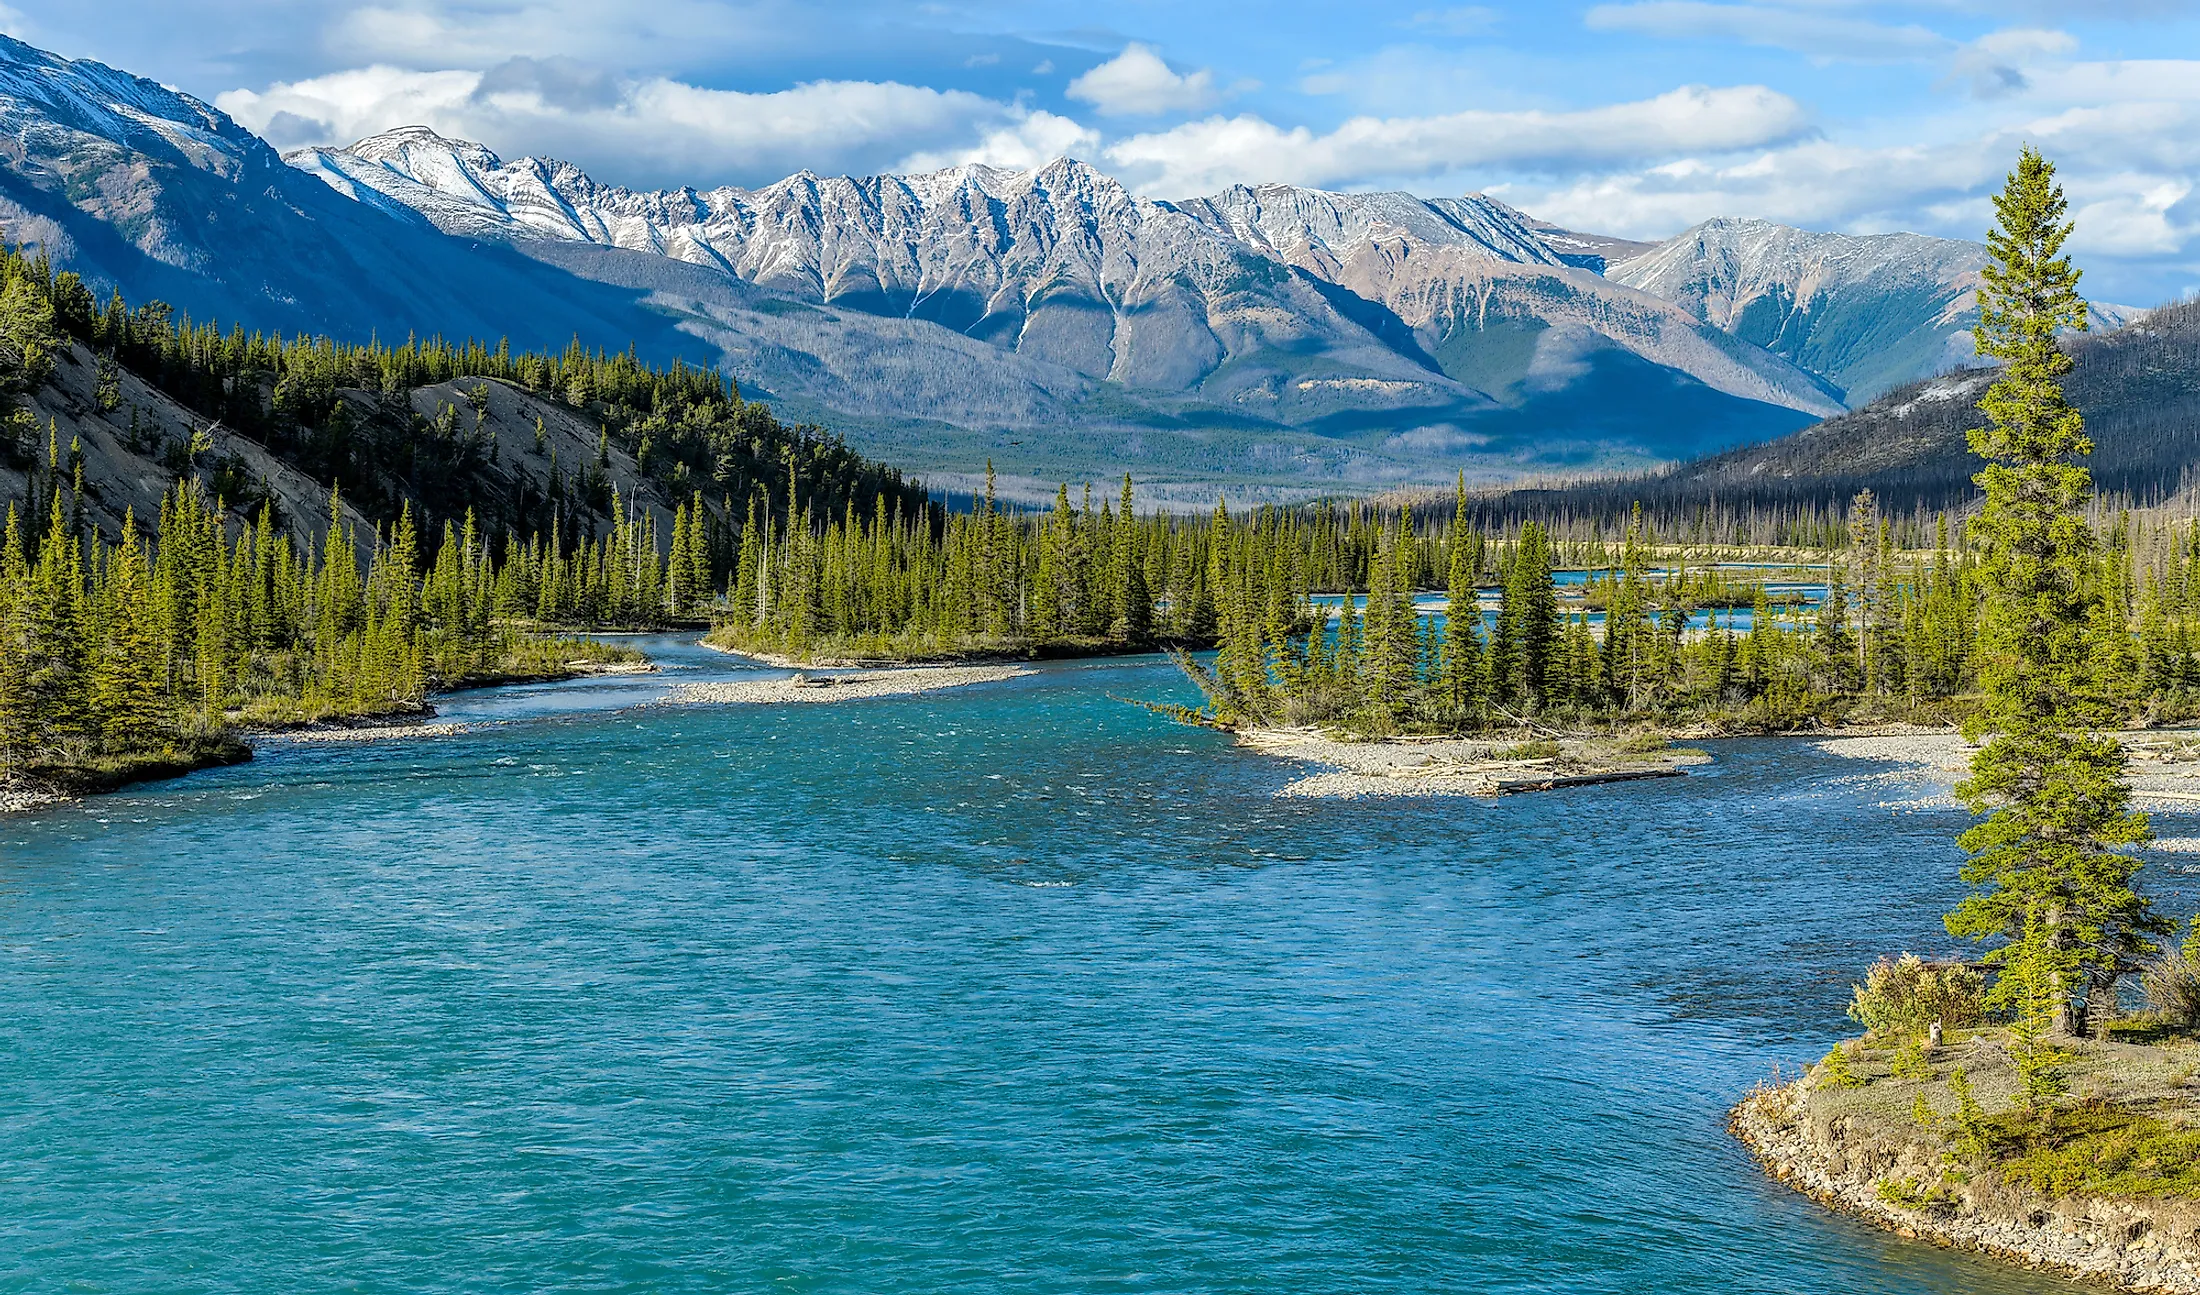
[{"left": 1235, "top": 727, "right": 1706, "bottom": 798}]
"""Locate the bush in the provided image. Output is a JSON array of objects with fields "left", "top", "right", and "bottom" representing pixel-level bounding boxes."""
[
  {"left": 2003, "top": 1103, "right": 2200, "bottom": 1198},
  {"left": 1817, "top": 1042, "right": 1864, "bottom": 1089},
  {"left": 1849, "top": 954, "right": 1984, "bottom": 1037},
  {"left": 2145, "top": 953, "right": 2200, "bottom": 1031},
  {"left": 1948, "top": 1067, "right": 1990, "bottom": 1160},
  {"left": 1495, "top": 739, "right": 1561, "bottom": 761}
]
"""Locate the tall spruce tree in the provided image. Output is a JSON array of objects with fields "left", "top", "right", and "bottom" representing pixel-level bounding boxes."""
[
  {"left": 1437, "top": 478, "right": 1483, "bottom": 726},
  {"left": 1497, "top": 522, "right": 1558, "bottom": 709},
  {"left": 1944, "top": 146, "right": 2164, "bottom": 1037}
]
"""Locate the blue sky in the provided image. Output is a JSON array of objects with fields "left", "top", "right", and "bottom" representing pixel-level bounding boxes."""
[{"left": 12, "top": 1, "right": 2200, "bottom": 300}]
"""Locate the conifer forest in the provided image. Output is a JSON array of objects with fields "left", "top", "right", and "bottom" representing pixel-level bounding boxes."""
[{"left": 7, "top": 161, "right": 2200, "bottom": 790}]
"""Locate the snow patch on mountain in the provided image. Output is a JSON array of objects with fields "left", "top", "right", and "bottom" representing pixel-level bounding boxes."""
[{"left": 290, "top": 128, "right": 1847, "bottom": 421}]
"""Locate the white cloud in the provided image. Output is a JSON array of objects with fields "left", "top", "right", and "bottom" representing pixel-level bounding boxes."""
[
  {"left": 1066, "top": 43, "right": 1220, "bottom": 117},
  {"left": 1101, "top": 84, "right": 1813, "bottom": 194},
  {"left": 1506, "top": 95, "right": 2200, "bottom": 273},
  {"left": 220, "top": 66, "right": 479, "bottom": 147},
  {"left": 895, "top": 111, "right": 1102, "bottom": 173},
  {"left": 1584, "top": 3, "right": 1952, "bottom": 61},
  {"left": 1946, "top": 27, "right": 2077, "bottom": 97},
  {"left": 217, "top": 63, "right": 1029, "bottom": 188},
  {"left": 325, "top": 1, "right": 769, "bottom": 69},
  {"left": 2024, "top": 55, "right": 2200, "bottom": 102}
]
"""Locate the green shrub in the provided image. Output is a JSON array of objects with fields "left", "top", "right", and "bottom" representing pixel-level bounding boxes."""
[
  {"left": 1818, "top": 1042, "right": 1864, "bottom": 1090},
  {"left": 1495, "top": 739, "right": 1561, "bottom": 761},
  {"left": 1875, "top": 1173, "right": 1959, "bottom": 1210},
  {"left": 1849, "top": 954, "right": 1985, "bottom": 1037},
  {"left": 2003, "top": 1104, "right": 2200, "bottom": 1198},
  {"left": 1948, "top": 1067, "right": 1990, "bottom": 1160},
  {"left": 2145, "top": 953, "right": 2200, "bottom": 1031},
  {"left": 1890, "top": 1038, "right": 1932, "bottom": 1080},
  {"left": 2011, "top": 1033, "right": 2072, "bottom": 1112}
]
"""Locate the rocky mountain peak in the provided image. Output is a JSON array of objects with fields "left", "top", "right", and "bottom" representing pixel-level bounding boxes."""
[{"left": 345, "top": 125, "right": 506, "bottom": 173}]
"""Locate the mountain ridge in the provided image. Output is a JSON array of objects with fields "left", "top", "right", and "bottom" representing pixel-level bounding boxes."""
[
  {"left": 1468, "top": 296, "right": 2200, "bottom": 521},
  {"left": 290, "top": 125, "right": 1862, "bottom": 486},
  {"left": 0, "top": 33, "right": 2142, "bottom": 498}
]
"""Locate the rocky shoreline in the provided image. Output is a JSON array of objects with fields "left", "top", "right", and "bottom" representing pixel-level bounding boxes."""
[
  {"left": 1734, "top": 1079, "right": 2200, "bottom": 1293},
  {"left": 1813, "top": 726, "right": 2200, "bottom": 795},
  {"left": 264, "top": 721, "right": 474, "bottom": 744},
  {"left": 1234, "top": 726, "right": 1709, "bottom": 798},
  {"left": 667, "top": 664, "right": 1034, "bottom": 706},
  {"left": 0, "top": 736, "right": 256, "bottom": 814}
]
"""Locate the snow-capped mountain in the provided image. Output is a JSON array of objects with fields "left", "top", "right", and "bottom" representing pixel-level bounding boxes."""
[
  {"left": 291, "top": 127, "right": 1854, "bottom": 482},
  {"left": 0, "top": 36, "right": 677, "bottom": 356},
  {"left": 0, "top": 33, "right": 2125, "bottom": 494}
]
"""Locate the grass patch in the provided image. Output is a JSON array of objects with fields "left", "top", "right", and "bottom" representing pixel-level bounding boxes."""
[
  {"left": 24, "top": 734, "right": 253, "bottom": 793},
  {"left": 1998, "top": 1103, "right": 2200, "bottom": 1198}
]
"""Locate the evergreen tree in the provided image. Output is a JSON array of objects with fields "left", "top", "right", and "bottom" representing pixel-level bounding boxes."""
[
  {"left": 90, "top": 512, "right": 168, "bottom": 749},
  {"left": 1944, "top": 146, "right": 2165, "bottom": 1037},
  {"left": 1437, "top": 479, "right": 1483, "bottom": 726}
]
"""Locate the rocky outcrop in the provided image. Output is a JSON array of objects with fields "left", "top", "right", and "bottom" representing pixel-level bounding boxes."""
[{"left": 1734, "top": 1080, "right": 2200, "bottom": 1293}]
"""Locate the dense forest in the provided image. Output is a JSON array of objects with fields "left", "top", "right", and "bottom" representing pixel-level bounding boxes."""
[
  {"left": 696, "top": 453, "right": 2200, "bottom": 744},
  {"left": 0, "top": 477, "right": 649, "bottom": 788},
  {"left": 0, "top": 245, "right": 931, "bottom": 548},
  {"left": 1171, "top": 486, "right": 2200, "bottom": 736}
]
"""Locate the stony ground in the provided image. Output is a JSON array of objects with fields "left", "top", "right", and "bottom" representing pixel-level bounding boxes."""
[
  {"left": 267, "top": 723, "right": 475, "bottom": 744},
  {"left": 1814, "top": 727, "right": 2200, "bottom": 843},
  {"left": 667, "top": 665, "right": 1034, "bottom": 706},
  {"left": 1739, "top": 1032, "right": 2200, "bottom": 1293},
  {"left": 0, "top": 777, "right": 69, "bottom": 814},
  {"left": 1236, "top": 728, "right": 1709, "bottom": 798}
]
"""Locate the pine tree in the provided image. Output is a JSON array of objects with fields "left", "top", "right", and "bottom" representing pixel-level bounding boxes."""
[
  {"left": 90, "top": 511, "right": 169, "bottom": 750},
  {"left": 1944, "top": 146, "right": 2165, "bottom": 1037},
  {"left": 0, "top": 506, "right": 30, "bottom": 763},
  {"left": 1848, "top": 489, "right": 1881, "bottom": 689},
  {"left": 1437, "top": 479, "right": 1483, "bottom": 726},
  {"left": 1496, "top": 522, "right": 1558, "bottom": 709},
  {"left": 1365, "top": 523, "right": 1419, "bottom": 718}
]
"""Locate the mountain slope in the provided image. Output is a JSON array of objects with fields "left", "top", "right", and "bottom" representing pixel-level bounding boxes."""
[
  {"left": 290, "top": 127, "right": 1842, "bottom": 487},
  {"left": 0, "top": 37, "right": 693, "bottom": 359},
  {"left": 1608, "top": 218, "right": 2142, "bottom": 405},
  {"left": 1504, "top": 298, "right": 2200, "bottom": 516},
  {"left": 0, "top": 33, "right": 2050, "bottom": 495}
]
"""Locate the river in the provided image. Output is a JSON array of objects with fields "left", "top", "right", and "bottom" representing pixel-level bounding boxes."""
[{"left": 1, "top": 636, "right": 2172, "bottom": 1292}]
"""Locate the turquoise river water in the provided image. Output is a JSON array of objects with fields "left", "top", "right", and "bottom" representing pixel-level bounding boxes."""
[{"left": 4, "top": 637, "right": 2189, "bottom": 1293}]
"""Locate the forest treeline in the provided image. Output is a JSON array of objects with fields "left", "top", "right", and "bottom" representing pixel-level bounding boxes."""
[
  {"left": 0, "top": 477, "right": 647, "bottom": 787},
  {"left": 1172, "top": 486, "right": 2200, "bottom": 737},
  {"left": 0, "top": 244, "right": 930, "bottom": 544}
]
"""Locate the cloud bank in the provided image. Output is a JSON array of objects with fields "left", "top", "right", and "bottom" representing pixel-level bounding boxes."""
[
  {"left": 175, "top": 0, "right": 2200, "bottom": 301},
  {"left": 218, "top": 63, "right": 1034, "bottom": 186}
]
